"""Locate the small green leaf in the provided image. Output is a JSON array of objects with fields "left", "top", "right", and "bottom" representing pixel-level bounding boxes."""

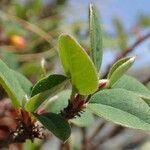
[
  {"left": 88, "top": 89, "right": 150, "bottom": 130},
  {"left": 112, "top": 75, "right": 150, "bottom": 100},
  {"left": 31, "top": 74, "right": 67, "bottom": 96},
  {"left": 34, "top": 113, "right": 71, "bottom": 141},
  {"left": 89, "top": 4, "right": 103, "bottom": 72},
  {"left": 25, "top": 74, "right": 67, "bottom": 112},
  {"left": 0, "top": 59, "right": 26, "bottom": 107},
  {"left": 107, "top": 57, "right": 135, "bottom": 87},
  {"left": 58, "top": 34, "right": 98, "bottom": 95}
]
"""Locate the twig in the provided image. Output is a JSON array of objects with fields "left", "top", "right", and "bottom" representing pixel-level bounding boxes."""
[
  {"left": 0, "top": 11, "right": 54, "bottom": 45},
  {"left": 81, "top": 128, "right": 87, "bottom": 150},
  {"left": 60, "top": 140, "right": 72, "bottom": 150},
  {"left": 143, "top": 76, "right": 150, "bottom": 85},
  {"left": 15, "top": 48, "right": 56, "bottom": 62},
  {"left": 93, "top": 125, "right": 124, "bottom": 150},
  {"left": 87, "top": 121, "right": 106, "bottom": 141},
  {"left": 103, "top": 32, "right": 150, "bottom": 78}
]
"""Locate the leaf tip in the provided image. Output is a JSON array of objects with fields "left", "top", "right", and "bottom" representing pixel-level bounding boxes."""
[
  {"left": 89, "top": 3, "right": 93, "bottom": 9},
  {"left": 129, "top": 56, "right": 136, "bottom": 63}
]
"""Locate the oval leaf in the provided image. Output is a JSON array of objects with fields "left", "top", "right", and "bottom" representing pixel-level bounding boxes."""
[
  {"left": 107, "top": 57, "right": 135, "bottom": 87},
  {"left": 58, "top": 34, "right": 98, "bottom": 95},
  {"left": 34, "top": 113, "right": 71, "bottom": 142},
  {"left": 88, "top": 89, "right": 150, "bottom": 130},
  {"left": 89, "top": 4, "right": 103, "bottom": 72},
  {"left": 25, "top": 74, "right": 67, "bottom": 112},
  {"left": 112, "top": 75, "right": 150, "bottom": 100}
]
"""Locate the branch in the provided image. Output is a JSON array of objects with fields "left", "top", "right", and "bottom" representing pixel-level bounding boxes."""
[
  {"left": 103, "top": 32, "right": 150, "bottom": 78},
  {"left": 143, "top": 76, "right": 150, "bottom": 85},
  {"left": 93, "top": 125, "right": 125, "bottom": 150},
  {"left": 0, "top": 11, "right": 54, "bottom": 45},
  {"left": 15, "top": 47, "right": 56, "bottom": 62},
  {"left": 87, "top": 121, "right": 106, "bottom": 141},
  {"left": 59, "top": 140, "right": 72, "bottom": 150}
]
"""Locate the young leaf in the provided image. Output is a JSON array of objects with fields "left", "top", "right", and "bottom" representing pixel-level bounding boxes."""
[
  {"left": 89, "top": 4, "right": 103, "bottom": 72},
  {"left": 112, "top": 75, "right": 150, "bottom": 100},
  {"left": 0, "top": 59, "right": 26, "bottom": 107},
  {"left": 58, "top": 34, "right": 98, "bottom": 95},
  {"left": 107, "top": 57, "right": 135, "bottom": 87},
  {"left": 88, "top": 89, "right": 150, "bottom": 130},
  {"left": 31, "top": 74, "right": 67, "bottom": 96},
  {"left": 34, "top": 113, "right": 71, "bottom": 142},
  {"left": 25, "top": 75, "right": 67, "bottom": 112}
]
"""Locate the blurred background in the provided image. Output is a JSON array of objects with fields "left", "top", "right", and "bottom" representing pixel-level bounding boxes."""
[{"left": 0, "top": 0, "right": 150, "bottom": 150}]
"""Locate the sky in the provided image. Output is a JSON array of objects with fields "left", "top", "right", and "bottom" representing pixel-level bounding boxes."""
[
  {"left": 66, "top": 0, "right": 150, "bottom": 31},
  {"left": 64, "top": 0, "right": 150, "bottom": 80}
]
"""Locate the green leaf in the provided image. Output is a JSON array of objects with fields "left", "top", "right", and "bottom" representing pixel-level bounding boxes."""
[
  {"left": 25, "top": 74, "right": 67, "bottom": 112},
  {"left": 58, "top": 34, "right": 98, "bottom": 95},
  {"left": 0, "top": 59, "right": 26, "bottom": 107},
  {"left": 31, "top": 74, "right": 67, "bottom": 96},
  {"left": 112, "top": 75, "right": 150, "bottom": 100},
  {"left": 12, "top": 70, "right": 32, "bottom": 96},
  {"left": 107, "top": 57, "right": 135, "bottom": 87},
  {"left": 34, "top": 113, "right": 71, "bottom": 141},
  {"left": 89, "top": 4, "right": 103, "bottom": 72},
  {"left": 88, "top": 89, "right": 150, "bottom": 130},
  {"left": 71, "top": 109, "right": 94, "bottom": 127}
]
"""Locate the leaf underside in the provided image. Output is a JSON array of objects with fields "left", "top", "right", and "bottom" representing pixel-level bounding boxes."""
[
  {"left": 112, "top": 75, "right": 150, "bottom": 100},
  {"left": 89, "top": 88, "right": 150, "bottom": 130}
]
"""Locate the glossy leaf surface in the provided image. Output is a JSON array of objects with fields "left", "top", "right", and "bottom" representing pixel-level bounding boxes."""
[
  {"left": 31, "top": 74, "right": 67, "bottom": 96},
  {"left": 26, "top": 74, "right": 67, "bottom": 112},
  {"left": 35, "top": 113, "right": 71, "bottom": 141},
  {"left": 58, "top": 34, "right": 98, "bottom": 95}
]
